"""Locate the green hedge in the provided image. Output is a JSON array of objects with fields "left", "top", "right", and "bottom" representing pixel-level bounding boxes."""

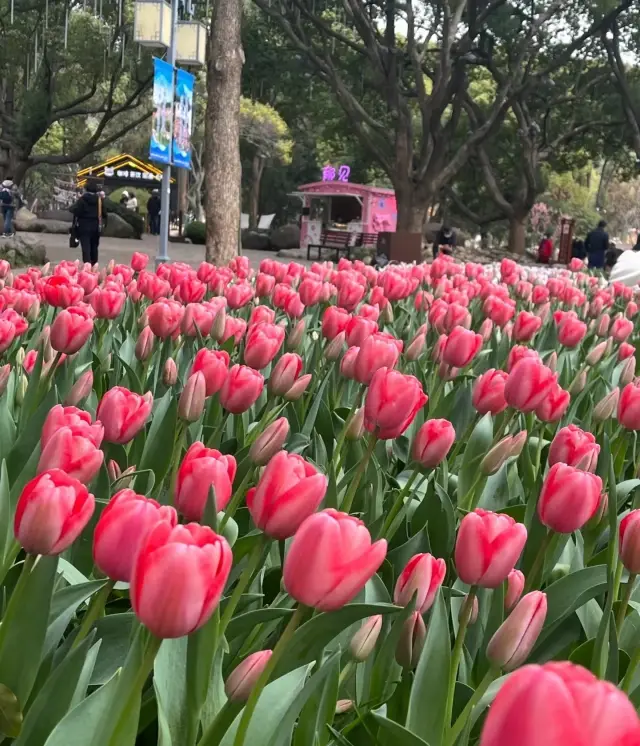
[
  {"left": 104, "top": 199, "right": 145, "bottom": 239},
  {"left": 185, "top": 220, "right": 206, "bottom": 245}
]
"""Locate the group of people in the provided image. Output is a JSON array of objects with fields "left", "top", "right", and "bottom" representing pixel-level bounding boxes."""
[
  {"left": 119, "top": 189, "right": 161, "bottom": 236},
  {"left": 538, "top": 219, "right": 630, "bottom": 270}
]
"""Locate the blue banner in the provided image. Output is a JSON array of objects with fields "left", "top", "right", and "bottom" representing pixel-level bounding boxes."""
[
  {"left": 150, "top": 58, "right": 175, "bottom": 165},
  {"left": 172, "top": 68, "right": 195, "bottom": 170}
]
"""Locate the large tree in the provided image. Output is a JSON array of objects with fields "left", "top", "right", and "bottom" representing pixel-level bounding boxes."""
[
  {"left": 252, "top": 0, "right": 633, "bottom": 233},
  {"left": 0, "top": 0, "right": 152, "bottom": 184}
]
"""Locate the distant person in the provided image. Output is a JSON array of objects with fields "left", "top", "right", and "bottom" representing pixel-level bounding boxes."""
[
  {"left": 147, "top": 189, "right": 161, "bottom": 235},
  {"left": 571, "top": 237, "right": 586, "bottom": 259},
  {"left": 120, "top": 190, "right": 129, "bottom": 207},
  {"left": 71, "top": 180, "right": 107, "bottom": 266},
  {"left": 126, "top": 191, "right": 138, "bottom": 212},
  {"left": 0, "top": 178, "right": 21, "bottom": 237},
  {"left": 585, "top": 220, "right": 609, "bottom": 269},
  {"left": 605, "top": 242, "right": 622, "bottom": 274},
  {"left": 433, "top": 225, "right": 456, "bottom": 258},
  {"left": 632, "top": 233, "right": 640, "bottom": 252},
  {"left": 537, "top": 228, "right": 554, "bottom": 264}
]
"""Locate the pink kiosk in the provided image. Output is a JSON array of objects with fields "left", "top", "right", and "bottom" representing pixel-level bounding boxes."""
[{"left": 296, "top": 166, "right": 397, "bottom": 255}]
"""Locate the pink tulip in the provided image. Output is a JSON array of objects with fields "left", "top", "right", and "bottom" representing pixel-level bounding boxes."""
[
  {"left": 243, "top": 323, "right": 285, "bottom": 370},
  {"left": 548, "top": 425, "right": 599, "bottom": 471},
  {"left": 50, "top": 305, "right": 94, "bottom": 354},
  {"left": 505, "top": 569, "right": 525, "bottom": 611},
  {"left": 364, "top": 368, "right": 428, "bottom": 440},
  {"left": 486, "top": 591, "right": 547, "bottom": 671},
  {"left": 225, "top": 651, "right": 273, "bottom": 702},
  {"left": 269, "top": 353, "right": 303, "bottom": 397},
  {"left": 190, "top": 348, "right": 230, "bottom": 397},
  {"left": 96, "top": 387, "right": 153, "bottom": 444},
  {"left": 175, "top": 442, "right": 237, "bottom": 520},
  {"left": 442, "top": 326, "right": 483, "bottom": 368},
  {"left": 37, "top": 425, "right": 104, "bottom": 484},
  {"left": 394, "top": 553, "right": 446, "bottom": 613},
  {"left": 472, "top": 369, "right": 509, "bottom": 415},
  {"left": 504, "top": 358, "right": 557, "bottom": 413},
  {"left": 249, "top": 417, "right": 290, "bottom": 465},
  {"left": 412, "top": 419, "right": 456, "bottom": 468},
  {"left": 219, "top": 364, "right": 264, "bottom": 414},
  {"left": 538, "top": 463, "right": 602, "bottom": 533}
]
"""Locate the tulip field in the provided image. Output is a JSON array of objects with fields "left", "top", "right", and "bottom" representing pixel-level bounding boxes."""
[{"left": 1, "top": 250, "right": 640, "bottom": 745}]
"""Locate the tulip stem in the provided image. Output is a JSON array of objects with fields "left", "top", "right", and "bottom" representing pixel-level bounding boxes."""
[
  {"left": 0, "top": 541, "right": 20, "bottom": 587},
  {"left": 232, "top": 605, "right": 306, "bottom": 746},
  {"left": 446, "top": 666, "right": 499, "bottom": 746},
  {"left": 379, "top": 467, "right": 423, "bottom": 540},
  {"left": 72, "top": 579, "right": 115, "bottom": 650},
  {"left": 617, "top": 571, "right": 636, "bottom": 632},
  {"left": 445, "top": 587, "right": 477, "bottom": 735},
  {"left": 219, "top": 467, "right": 256, "bottom": 534},
  {"left": 613, "top": 558, "right": 625, "bottom": 603},
  {"left": 341, "top": 432, "right": 377, "bottom": 515},
  {"left": 333, "top": 388, "right": 365, "bottom": 471},
  {"left": 622, "top": 642, "right": 640, "bottom": 693},
  {"left": 219, "top": 537, "right": 268, "bottom": 638},
  {"left": 524, "top": 530, "right": 554, "bottom": 593}
]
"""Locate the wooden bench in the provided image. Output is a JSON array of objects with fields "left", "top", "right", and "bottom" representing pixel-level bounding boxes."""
[
  {"left": 355, "top": 232, "right": 378, "bottom": 249},
  {"left": 307, "top": 229, "right": 353, "bottom": 261}
]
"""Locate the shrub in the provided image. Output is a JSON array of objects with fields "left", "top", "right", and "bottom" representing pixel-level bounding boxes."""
[
  {"left": 185, "top": 220, "right": 206, "bottom": 245},
  {"left": 104, "top": 199, "right": 145, "bottom": 239}
]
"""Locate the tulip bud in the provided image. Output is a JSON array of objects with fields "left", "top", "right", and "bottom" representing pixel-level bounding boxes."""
[
  {"left": 345, "top": 407, "right": 365, "bottom": 441},
  {"left": 596, "top": 313, "right": 611, "bottom": 337},
  {"left": 505, "top": 569, "right": 525, "bottom": 611},
  {"left": 593, "top": 387, "right": 619, "bottom": 422},
  {"left": 39, "top": 326, "right": 54, "bottom": 363},
  {"left": 395, "top": 611, "right": 426, "bottom": 669},
  {"left": 546, "top": 351, "right": 557, "bottom": 372},
  {"left": 211, "top": 306, "right": 227, "bottom": 342},
  {"left": 620, "top": 356, "right": 636, "bottom": 387},
  {"left": 459, "top": 593, "right": 479, "bottom": 625},
  {"left": 480, "top": 318, "right": 493, "bottom": 342},
  {"left": 283, "top": 373, "right": 312, "bottom": 401},
  {"left": 335, "top": 700, "right": 354, "bottom": 715},
  {"left": 605, "top": 337, "right": 614, "bottom": 357},
  {"left": 287, "top": 319, "right": 306, "bottom": 350},
  {"left": 324, "top": 331, "right": 346, "bottom": 361},
  {"left": 42, "top": 262, "right": 51, "bottom": 276},
  {"left": 585, "top": 491, "right": 608, "bottom": 531},
  {"left": 509, "top": 430, "right": 527, "bottom": 458},
  {"left": 15, "top": 373, "right": 28, "bottom": 405},
  {"left": 569, "top": 367, "right": 588, "bottom": 395},
  {"left": 135, "top": 326, "right": 155, "bottom": 362},
  {"left": 480, "top": 435, "right": 515, "bottom": 475},
  {"left": 178, "top": 372, "right": 207, "bottom": 422},
  {"left": 137, "top": 310, "right": 148, "bottom": 329},
  {"left": 26, "top": 298, "right": 40, "bottom": 322},
  {"left": 163, "top": 358, "right": 178, "bottom": 386},
  {"left": 586, "top": 341, "right": 607, "bottom": 366},
  {"left": 225, "top": 650, "right": 273, "bottom": 702},
  {"left": 350, "top": 615, "right": 382, "bottom": 661},
  {"left": 486, "top": 591, "right": 547, "bottom": 671},
  {"left": 0, "top": 365, "right": 9, "bottom": 397},
  {"left": 381, "top": 303, "right": 394, "bottom": 324},
  {"left": 405, "top": 333, "right": 426, "bottom": 362},
  {"left": 107, "top": 459, "right": 122, "bottom": 483},
  {"left": 249, "top": 417, "right": 290, "bottom": 465},
  {"left": 4, "top": 272, "right": 13, "bottom": 287},
  {"left": 15, "top": 347, "right": 25, "bottom": 367}
]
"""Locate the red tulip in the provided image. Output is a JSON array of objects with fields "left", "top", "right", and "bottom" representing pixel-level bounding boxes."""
[
  {"left": 176, "top": 276, "right": 206, "bottom": 305},
  {"left": 557, "top": 316, "right": 587, "bottom": 348},
  {"left": 255, "top": 273, "right": 276, "bottom": 298},
  {"left": 534, "top": 383, "right": 570, "bottom": 423},
  {"left": 486, "top": 591, "right": 547, "bottom": 671},
  {"left": 146, "top": 299, "right": 184, "bottom": 339},
  {"left": 14, "top": 469, "right": 95, "bottom": 555},
  {"left": 345, "top": 316, "right": 377, "bottom": 348},
  {"left": 221, "top": 316, "right": 247, "bottom": 346},
  {"left": 93, "top": 490, "right": 177, "bottom": 582},
  {"left": 190, "top": 348, "right": 230, "bottom": 396},
  {"left": 50, "top": 305, "right": 94, "bottom": 354},
  {"left": 394, "top": 553, "right": 446, "bottom": 613},
  {"left": 131, "top": 522, "right": 232, "bottom": 638},
  {"left": 322, "top": 306, "right": 350, "bottom": 340},
  {"left": 442, "top": 326, "right": 482, "bottom": 368},
  {"left": 131, "top": 252, "right": 149, "bottom": 272},
  {"left": 243, "top": 323, "right": 285, "bottom": 370},
  {"left": 479, "top": 662, "right": 640, "bottom": 746},
  {"left": 283, "top": 509, "right": 387, "bottom": 611},
  {"left": 620, "top": 510, "right": 640, "bottom": 574},
  {"left": 611, "top": 315, "right": 634, "bottom": 343},
  {"left": 538, "top": 463, "right": 602, "bottom": 533},
  {"left": 505, "top": 569, "right": 525, "bottom": 611},
  {"left": 507, "top": 345, "right": 541, "bottom": 373},
  {"left": 163, "top": 358, "right": 178, "bottom": 386},
  {"left": 455, "top": 509, "right": 527, "bottom": 588},
  {"left": 472, "top": 369, "right": 509, "bottom": 415},
  {"left": 337, "top": 278, "right": 365, "bottom": 311},
  {"left": 353, "top": 333, "right": 400, "bottom": 385},
  {"left": 340, "top": 346, "right": 359, "bottom": 380},
  {"left": 412, "top": 419, "right": 456, "bottom": 467},
  {"left": 181, "top": 303, "right": 215, "bottom": 337},
  {"left": 504, "top": 358, "right": 557, "bottom": 413},
  {"left": 225, "top": 282, "right": 254, "bottom": 309},
  {"left": 619, "top": 342, "right": 636, "bottom": 361},
  {"left": 0, "top": 319, "right": 15, "bottom": 353},
  {"left": 269, "top": 353, "right": 303, "bottom": 396},
  {"left": 618, "top": 381, "right": 640, "bottom": 430},
  {"left": 364, "top": 368, "right": 427, "bottom": 440},
  {"left": 37, "top": 423, "right": 104, "bottom": 484},
  {"left": 219, "top": 364, "right": 264, "bottom": 414},
  {"left": 97, "top": 387, "right": 153, "bottom": 444},
  {"left": 513, "top": 311, "right": 542, "bottom": 342},
  {"left": 249, "top": 305, "right": 275, "bottom": 328},
  {"left": 548, "top": 425, "right": 599, "bottom": 471},
  {"left": 247, "top": 450, "right": 327, "bottom": 539},
  {"left": 41, "top": 405, "right": 96, "bottom": 448},
  {"left": 41, "top": 276, "right": 84, "bottom": 308},
  {"left": 89, "top": 286, "right": 126, "bottom": 319},
  {"left": 175, "top": 442, "right": 237, "bottom": 520},
  {"left": 225, "top": 651, "right": 273, "bottom": 702}
]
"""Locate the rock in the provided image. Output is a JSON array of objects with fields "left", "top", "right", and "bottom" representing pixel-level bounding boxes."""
[
  {"left": 242, "top": 230, "right": 271, "bottom": 251},
  {"left": 270, "top": 224, "right": 300, "bottom": 251},
  {"left": 102, "top": 213, "right": 135, "bottom": 239},
  {"left": 37, "top": 209, "right": 73, "bottom": 223},
  {"left": 277, "top": 247, "right": 306, "bottom": 259},
  {"left": 25, "top": 219, "right": 72, "bottom": 235},
  {"left": 0, "top": 235, "right": 47, "bottom": 266},
  {"left": 14, "top": 207, "right": 37, "bottom": 232}
]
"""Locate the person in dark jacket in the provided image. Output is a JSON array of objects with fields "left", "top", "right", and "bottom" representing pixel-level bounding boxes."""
[
  {"left": 585, "top": 220, "right": 609, "bottom": 269},
  {"left": 632, "top": 233, "right": 640, "bottom": 252},
  {"left": 571, "top": 237, "right": 586, "bottom": 259},
  {"left": 147, "top": 190, "right": 161, "bottom": 235},
  {"left": 71, "top": 181, "right": 106, "bottom": 265},
  {"left": 433, "top": 225, "right": 456, "bottom": 258}
]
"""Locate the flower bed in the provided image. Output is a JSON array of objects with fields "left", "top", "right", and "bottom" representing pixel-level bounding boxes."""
[{"left": 0, "top": 251, "right": 637, "bottom": 745}]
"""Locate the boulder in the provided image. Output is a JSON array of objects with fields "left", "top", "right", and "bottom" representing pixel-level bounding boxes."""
[
  {"left": 270, "top": 224, "right": 300, "bottom": 251},
  {"left": 26, "top": 219, "right": 72, "bottom": 235},
  {"left": 14, "top": 207, "right": 37, "bottom": 232},
  {"left": 37, "top": 209, "right": 73, "bottom": 223},
  {"left": 0, "top": 235, "right": 47, "bottom": 266},
  {"left": 102, "top": 213, "right": 135, "bottom": 239},
  {"left": 242, "top": 230, "right": 271, "bottom": 251}
]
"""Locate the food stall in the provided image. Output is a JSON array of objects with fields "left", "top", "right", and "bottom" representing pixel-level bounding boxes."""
[{"left": 294, "top": 169, "right": 397, "bottom": 250}]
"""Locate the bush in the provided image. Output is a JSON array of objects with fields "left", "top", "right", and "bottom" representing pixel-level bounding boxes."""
[
  {"left": 104, "top": 199, "right": 145, "bottom": 239},
  {"left": 185, "top": 220, "right": 206, "bottom": 245}
]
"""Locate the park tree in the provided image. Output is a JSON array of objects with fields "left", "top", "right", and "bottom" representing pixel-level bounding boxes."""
[
  {"left": 0, "top": 0, "right": 152, "bottom": 184},
  {"left": 252, "top": 0, "right": 634, "bottom": 234}
]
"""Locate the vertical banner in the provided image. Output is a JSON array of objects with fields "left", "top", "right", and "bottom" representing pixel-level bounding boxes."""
[
  {"left": 150, "top": 57, "right": 175, "bottom": 165},
  {"left": 172, "top": 68, "right": 195, "bottom": 170}
]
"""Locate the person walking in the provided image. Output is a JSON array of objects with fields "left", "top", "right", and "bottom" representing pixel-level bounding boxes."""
[
  {"left": 433, "top": 225, "right": 456, "bottom": 258},
  {"left": 147, "top": 189, "right": 161, "bottom": 235},
  {"left": 585, "top": 220, "right": 609, "bottom": 269},
  {"left": 0, "top": 178, "right": 20, "bottom": 237},
  {"left": 537, "top": 228, "right": 554, "bottom": 264},
  {"left": 70, "top": 181, "right": 106, "bottom": 265},
  {"left": 126, "top": 191, "right": 138, "bottom": 212}
]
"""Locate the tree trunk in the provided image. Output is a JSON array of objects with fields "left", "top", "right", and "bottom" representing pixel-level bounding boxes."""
[
  {"left": 508, "top": 213, "right": 528, "bottom": 255},
  {"left": 248, "top": 154, "right": 264, "bottom": 229},
  {"left": 395, "top": 183, "right": 429, "bottom": 234},
  {"left": 204, "top": 0, "right": 243, "bottom": 265}
]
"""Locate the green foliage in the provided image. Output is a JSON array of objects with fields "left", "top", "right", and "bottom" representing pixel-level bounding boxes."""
[
  {"left": 103, "top": 200, "right": 145, "bottom": 239},
  {"left": 185, "top": 221, "right": 207, "bottom": 245}
]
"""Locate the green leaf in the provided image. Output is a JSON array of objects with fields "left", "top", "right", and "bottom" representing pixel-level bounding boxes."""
[
  {"left": 216, "top": 665, "right": 311, "bottom": 746},
  {"left": 368, "top": 600, "right": 416, "bottom": 705},
  {"left": 405, "top": 589, "right": 450, "bottom": 745},
  {"left": 45, "top": 579, "right": 108, "bottom": 656},
  {"left": 90, "top": 613, "right": 135, "bottom": 686},
  {"left": 0, "top": 683, "right": 22, "bottom": 738},
  {"left": 155, "top": 636, "right": 189, "bottom": 746},
  {"left": 14, "top": 634, "right": 95, "bottom": 746},
  {"left": 0, "top": 461, "right": 13, "bottom": 564},
  {"left": 9, "top": 385, "right": 57, "bottom": 484},
  {"left": 456, "top": 414, "right": 492, "bottom": 503},
  {"left": 275, "top": 604, "right": 400, "bottom": 678},
  {"left": 226, "top": 608, "right": 294, "bottom": 642},
  {"left": 137, "top": 390, "right": 177, "bottom": 494},
  {"left": 301, "top": 370, "right": 331, "bottom": 438},
  {"left": 372, "top": 713, "right": 430, "bottom": 746},
  {"left": 0, "top": 397, "right": 16, "bottom": 464}
]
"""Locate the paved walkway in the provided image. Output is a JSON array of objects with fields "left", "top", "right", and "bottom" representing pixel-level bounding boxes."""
[{"left": 13, "top": 232, "right": 309, "bottom": 269}]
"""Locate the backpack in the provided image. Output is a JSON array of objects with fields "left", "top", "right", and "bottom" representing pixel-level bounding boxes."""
[{"left": 0, "top": 189, "right": 12, "bottom": 206}]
